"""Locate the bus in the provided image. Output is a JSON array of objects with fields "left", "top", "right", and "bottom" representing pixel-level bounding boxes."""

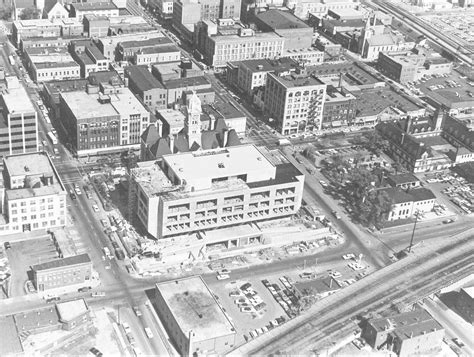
[
  {"left": 47, "top": 131, "right": 58, "bottom": 145},
  {"left": 8, "top": 55, "right": 14, "bottom": 66}
]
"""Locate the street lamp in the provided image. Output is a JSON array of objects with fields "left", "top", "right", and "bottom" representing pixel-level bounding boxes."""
[{"left": 408, "top": 210, "right": 421, "bottom": 253}]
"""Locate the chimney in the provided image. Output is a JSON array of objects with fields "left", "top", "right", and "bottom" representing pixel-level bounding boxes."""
[
  {"left": 435, "top": 108, "right": 445, "bottom": 131},
  {"left": 209, "top": 114, "right": 216, "bottom": 130},
  {"left": 401, "top": 133, "right": 406, "bottom": 145},
  {"left": 222, "top": 129, "right": 229, "bottom": 147}
]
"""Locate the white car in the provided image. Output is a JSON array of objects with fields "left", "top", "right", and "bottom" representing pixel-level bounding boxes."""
[
  {"left": 92, "top": 203, "right": 99, "bottom": 212},
  {"left": 329, "top": 271, "right": 342, "bottom": 278},
  {"left": 144, "top": 327, "right": 153, "bottom": 339},
  {"left": 217, "top": 273, "right": 230, "bottom": 280},
  {"left": 75, "top": 188, "right": 82, "bottom": 195},
  {"left": 319, "top": 180, "right": 328, "bottom": 188}
]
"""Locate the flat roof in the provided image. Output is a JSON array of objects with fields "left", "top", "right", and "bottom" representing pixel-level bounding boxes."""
[
  {"left": 202, "top": 99, "right": 245, "bottom": 120},
  {"left": 35, "top": 61, "right": 79, "bottom": 69},
  {"left": 60, "top": 91, "right": 119, "bottom": 120},
  {"left": 354, "top": 87, "right": 423, "bottom": 117},
  {"left": 1, "top": 85, "right": 35, "bottom": 114},
  {"left": 14, "top": 306, "right": 59, "bottom": 332},
  {"left": 211, "top": 31, "right": 283, "bottom": 43},
  {"left": 4, "top": 152, "right": 54, "bottom": 177},
  {"left": 461, "top": 286, "right": 474, "bottom": 298},
  {"left": 256, "top": 9, "right": 310, "bottom": 29},
  {"left": 72, "top": 1, "right": 117, "bottom": 10},
  {"left": 201, "top": 224, "right": 261, "bottom": 241},
  {"left": 308, "top": 61, "right": 380, "bottom": 86},
  {"left": 368, "top": 309, "right": 435, "bottom": 333},
  {"left": 387, "top": 173, "right": 420, "bottom": 185},
  {"left": 32, "top": 253, "right": 91, "bottom": 272},
  {"left": 0, "top": 316, "right": 22, "bottom": 355},
  {"left": 156, "top": 276, "right": 236, "bottom": 342},
  {"left": 237, "top": 57, "right": 298, "bottom": 73},
  {"left": 56, "top": 299, "right": 88, "bottom": 322},
  {"left": 157, "top": 108, "right": 186, "bottom": 126},
  {"left": 109, "top": 88, "right": 148, "bottom": 117},
  {"left": 164, "top": 76, "right": 210, "bottom": 90},
  {"left": 139, "top": 45, "right": 180, "bottom": 55},
  {"left": 126, "top": 65, "right": 164, "bottom": 91},
  {"left": 269, "top": 72, "right": 325, "bottom": 88},
  {"left": 120, "top": 36, "right": 172, "bottom": 49},
  {"left": 163, "top": 145, "right": 275, "bottom": 187}
]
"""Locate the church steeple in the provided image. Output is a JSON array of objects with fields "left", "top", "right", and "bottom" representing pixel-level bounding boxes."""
[{"left": 185, "top": 91, "right": 202, "bottom": 150}]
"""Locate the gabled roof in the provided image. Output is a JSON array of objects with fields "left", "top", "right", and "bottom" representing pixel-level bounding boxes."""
[
  {"left": 226, "top": 129, "right": 240, "bottom": 147},
  {"left": 141, "top": 124, "right": 160, "bottom": 145},
  {"left": 150, "top": 137, "right": 172, "bottom": 158},
  {"left": 201, "top": 131, "right": 219, "bottom": 150},
  {"left": 174, "top": 132, "right": 190, "bottom": 153}
]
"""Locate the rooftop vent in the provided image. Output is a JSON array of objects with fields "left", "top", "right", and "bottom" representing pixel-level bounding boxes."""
[
  {"left": 24, "top": 166, "right": 29, "bottom": 172},
  {"left": 218, "top": 163, "right": 225, "bottom": 168}
]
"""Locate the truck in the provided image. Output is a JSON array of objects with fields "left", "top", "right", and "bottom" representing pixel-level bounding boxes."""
[{"left": 47, "top": 131, "right": 58, "bottom": 145}]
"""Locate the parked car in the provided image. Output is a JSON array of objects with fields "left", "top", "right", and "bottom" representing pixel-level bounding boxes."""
[
  {"left": 217, "top": 273, "right": 230, "bottom": 280},
  {"left": 133, "top": 306, "right": 142, "bottom": 317},
  {"left": 78, "top": 286, "right": 92, "bottom": 293},
  {"left": 46, "top": 296, "right": 60, "bottom": 303},
  {"left": 4, "top": 241, "right": 11, "bottom": 250},
  {"left": 91, "top": 291, "right": 106, "bottom": 297},
  {"left": 89, "top": 347, "right": 103, "bottom": 357},
  {"left": 144, "top": 327, "right": 154, "bottom": 339},
  {"left": 342, "top": 253, "right": 355, "bottom": 260}
]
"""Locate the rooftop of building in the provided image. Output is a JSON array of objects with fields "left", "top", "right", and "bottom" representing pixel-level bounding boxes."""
[
  {"left": 119, "top": 36, "right": 173, "bottom": 49},
  {"left": 0, "top": 316, "right": 22, "bottom": 355},
  {"left": 71, "top": 1, "right": 117, "bottom": 11},
  {"left": 201, "top": 99, "right": 245, "bottom": 121},
  {"left": 108, "top": 15, "right": 148, "bottom": 25},
  {"left": 35, "top": 61, "right": 79, "bottom": 69},
  {"left": 255, "top": 9, "right": 311, "bottom": 30},
  {"left": 163, "top": 76, "right": 210, "bottom": 89},
  {"left": 109, "top": 88, "right": 149, "bottom": 117},
  {"left": 14, "top": 306, "right": 59, "bottom": 332},
  {"left": 353, "top": 87, "right": 423, "bottom": 117},
  {"left": 155, "top": 276, "right": 236, "bottom": 342},
  {"left": 368, "top": 309, "right": 436, "bottom": 334},
  {"left": 328, "top": 8, "right": 365, "bottom": 19},
  {"left": 98, "top": 30, "right": 163, "bottom": 46},
  {"left": 236, "top": 57, "right": 299, "bottom": 74},
  {"left": 211, "top": 31, "right": 284, "bottom": 43},
  {"left": 366, "top": 33, "right": 403, "bottom": 47},
  {"left": 157, "top": 108, "right": 186, "bottom": 127},
  {"left": 387, "top": 173, "right": 420, "bottom": 186},
  {"left": 380, "top": 51, "right": 424, "bottom": 66},
  {"left": 138, "top": 44, "right": 180, "bottom": 55},
  {"left": 60, "top": 90, "right": 119, "bottom": 120},
  {"left": 294, "top": 277, "right": 341, "bottom": 295},
  {"left": 409, "top": 187, "right": 436, "bottom": 202},
  {"left": 88, "top": 70, "right": 123, "bottom": 86},
  {"left": 461, "top": 286, "right": 474, "bottom": 298},
  {"left": 31, "top": 253, "right": 91, "bottom": 272},
  {"left": 4, "top": 152, "right": 54, "bottom": 178},
  {"left": 325, "top": 86, "right": 356, "bottom": 102},
  {"left": 25, "top": 46, "right": 69, "bottom": 55},
  {"left": 126, "top": 65, "right": 164, "bottom": 91},
  {"left": 76, "top": 52, "right": 94, "bottom": 65},
  {"left": 269, "top": 72, "right": 325, "bottom": 88},
  {"left": 308, "top": 61, "right": 381, "bottom": 86},
  {"left": 1, "top": 84, "right": 35, "bottom": 114},
  {"left": 323, "top": 18, "right": 366, "bottom": 28},
  {"left": 56, "top": 299, "right": 89, "bottom": 322},
  {"left": 163, "top": 145, "right": 275, "bottom": 186}
]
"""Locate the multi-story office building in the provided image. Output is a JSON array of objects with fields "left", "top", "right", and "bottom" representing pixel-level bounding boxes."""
[
  {"left": 32, "top": 253, "right": 93, "bottom": 292},
  {"left": 154, "top": 0, "right": 174, "bottom": 19},
  {"left": 83, "top": 15, "right": 110, "bottom": 38},
  {"left": 125, "top": 65, "right": 168, "bottom": 112},
  {"left": 0, "top": 151, "right": 67, "bottom": 235},
  {"left": 0, "top": 78, "right": 38, "bottom": 158},
  {"left": 196, "top": 20, "right": 285, "bottom": 67},
  {"left": 173, "top": 0, "right": 202, "bottom": 38},
  {"left": 220, "top": 0, "right": 241, "bottom": 18},
  {"left": 129, "top": 144, "right": 304, "bottom": 239},
  {"left": 60, "top": 86, "right": 150, "bottom": 156},
  {"left": 264, "top": 70, "right": 326, "bottom": 135},
  {"left": 70, "top": 1, "right": 119, "bottom": 21}
]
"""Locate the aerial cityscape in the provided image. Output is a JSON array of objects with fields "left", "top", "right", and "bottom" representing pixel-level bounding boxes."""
[{"left": 0, "top": 0, "right": 472, "bottom": 355}]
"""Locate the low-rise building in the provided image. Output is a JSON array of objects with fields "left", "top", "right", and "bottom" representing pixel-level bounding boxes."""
[
  {"left": 264, "top": 69, "right": 327, "bottom": 135},
  {"left": 362, "top": 309, "right": 444, "bottom": 356},
  {"left": 378, "top": 51, "right": 425, "bottom": 84},
  {"left": 43, "top": 78, "right": 88, "bottom": 118},
  {"left": 292, "top": 0, "right": 359, "bottom": 20},
  {"left": 383, "top": 187, "right": 436, "bottom": 221},
  {"left": 20, "top": 36, "right": 72, "bottom": 52},
  {"left": 164, "top": 76, "right": 212, "bottom": 105},
  {"left": 108, "top": 15, "right": 155, "bottom": 35},
  {"left": 125, "top": 65, "right": 168, "bottom": 112},
  {"left": 31, "top": 254, "right": 92, "bottom": 292},
  {"left": 455, "top": 286, "right": 474, "bottom": 325},
  {"left": 83, "top": 15, "right": 110, "bottom": 38},
  {"left": 70, "top": 1, "right": 119, "bottom": 22},
  {"left": 386, "top": 173, "right": 421, "bottom": 190},
  {"left": 154, "top": 276, "right": 237, "bottom": 355},
  {"left": 322, "top": 85, "right": 356, "bottom": 129},
  {"left": 25, "top": 46, "right": 80, "bottom": 82},
  {"left": 60, "top": 86, "right": 150, "bottom": 156},
  {"left": 12, "top": 19, "right": 83, "bottom": 46},
  {"left": 154, "top": 0, "right": 174, "bottom": 19},
  {"left": 133, "top": 45, "right": 181, "bottom": 65},
  {"left": 0, "top": 79, "right": 38, "bottom": 159},
  {"left": 71, "top": 40, "right": 110, "bottom": 78},
  {"left": 43, "top": 1, "right": 69, "bottom": 20},
  {"left": 0, "top": 152, "right": 67, "bottom": 235},
  {"left": 97, "top": 30, "right": 165, "bottom": 60},
  {"left": 130, "top": 144, "right": 304, "bottom": 239},
  {"left": 117, "top": 36, "right": 174, "bottom": 62}
]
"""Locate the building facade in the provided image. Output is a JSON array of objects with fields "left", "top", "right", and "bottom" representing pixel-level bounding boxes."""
[
  {"left": 377, "top": 52, "right": 425, "bottom": 84},
  {"left": 0, "top": 152, "right": 67, "bottom": 235},
  {"left": 125, "top": 65, "right": 168, "bottom": 112},
  {"left": 70, "top": 1, "right": 119, "bottom": 21},
  {"left": 32, "top": 254, "right": 93, "bottom": 292},
  {"left": 133, "top": 45, "right": 181, "bottom": 65},
  {"left": 322, "top": 85, "right": 356, "bottom": 129},
  {"left": 264, "top": 70, "right": 326, "bottom": 135},
  {"left": 0, "top": 79, "right": 38, "bottom": 158},
  {"left": 130, "top": 144, "right": 304, "bottom": 239}
]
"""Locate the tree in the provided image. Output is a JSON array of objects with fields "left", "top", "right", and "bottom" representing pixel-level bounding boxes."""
[
  {"left": 19, "top": 7, "right": 41, "bottom": 20},
  {"left": 0, "top": 7, "right": 12, "bottom": 20},
  {"left": 357, "top": 190, "right": 394, "bottom": 227}
]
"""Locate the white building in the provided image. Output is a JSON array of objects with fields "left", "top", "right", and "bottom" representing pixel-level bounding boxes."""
[
  {"left": 0, "top": 152, "right": 67, "bottom": 235},
  {"left": 264, "top": 69, "right": 327, "bottom": 135},
  {"left": 129, "top": 144, "right": 305, "bottom": 239},
  {"left": 383, "top": 187, "right": 436, "bottom": 221},
  {"left": 134, "top": 45, "right": 181, "bottom": 65},
  {"left": 155, "top": 0, "right": 174, "bottom": 18}
]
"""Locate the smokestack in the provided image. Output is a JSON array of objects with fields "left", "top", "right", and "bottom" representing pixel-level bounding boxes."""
[
  {"left": 401, "top": 133, "right": 406, "bottom": 145},
  {"left": 406, "top": 116, "right": 412, "bottom": 133}
]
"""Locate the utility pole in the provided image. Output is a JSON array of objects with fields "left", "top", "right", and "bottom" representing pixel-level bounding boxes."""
[{"left": 408, "top": 210, "right": 420, "bottom": 253}]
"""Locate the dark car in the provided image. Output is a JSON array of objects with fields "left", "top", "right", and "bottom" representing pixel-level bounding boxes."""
[
  {"left": 4, "top": 241, "right": 11, "bottom": 250},
  {"left": 70, "top": 193, "right": 77, "bottom": 200},
  {"left": 78, "top": 286, "right": 92, "bottom": 293},
  {"left": 89, "top": 347, "right": 103, "bottom": 357},
  {"left": 46, "top": 296, "right": 61, "bottom": 303}
]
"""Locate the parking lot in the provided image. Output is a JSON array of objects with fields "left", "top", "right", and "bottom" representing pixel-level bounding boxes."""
[{"left": 4, "top": 236, "right": 58, "bottom": 297}]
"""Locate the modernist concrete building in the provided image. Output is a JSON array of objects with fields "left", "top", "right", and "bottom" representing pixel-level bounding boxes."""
[
  {"left": 0, "top": 152, "right": 67, "bottom": 235},
  {"left": 0, "top": 78, "right": 38, "bottom": 158},
  {"left": 130, "top": 143, "right": 304, "bottom": 239},
  {"left": 60, "top": 86, "right": 150, "bottom": 156},
  {"left": 32, "top": 254, "right": 93, "bottom": 292},
  {"left": 264, "top": 69, "right": 327, "bottom": 135},
  {"left": 155, "top": 276, "right": 237, "bottom": 355}
]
